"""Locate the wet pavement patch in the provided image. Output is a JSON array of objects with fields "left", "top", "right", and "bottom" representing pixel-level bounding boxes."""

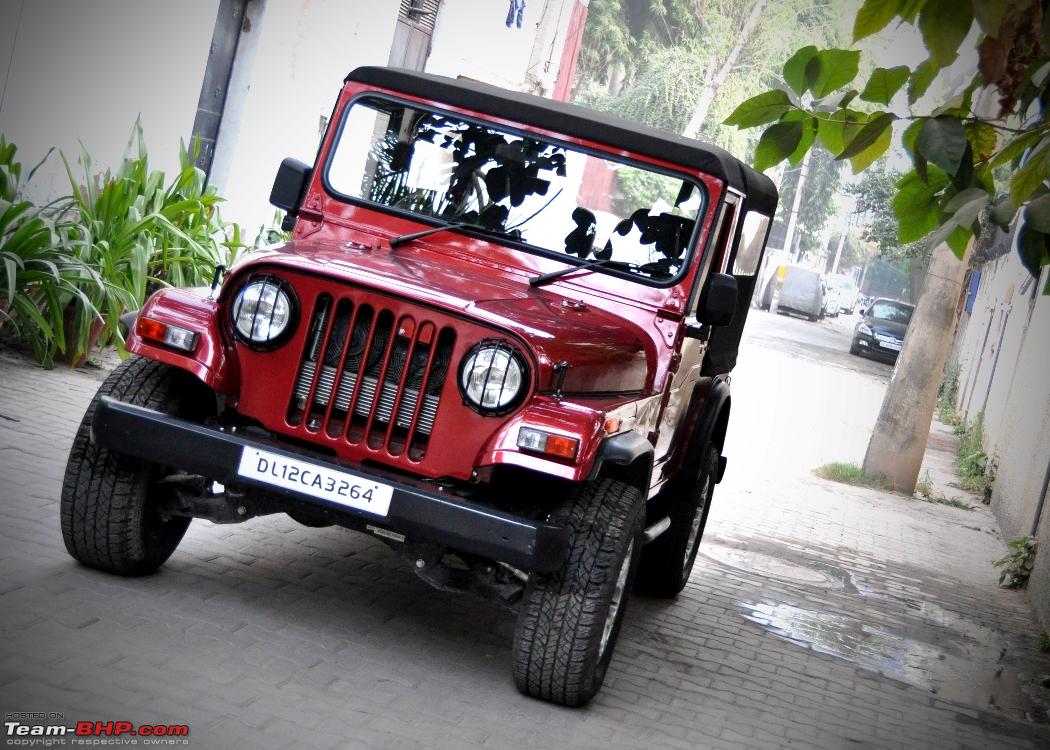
[{"left": 703, "top": 538, "right": 1050, "bottom": 722}]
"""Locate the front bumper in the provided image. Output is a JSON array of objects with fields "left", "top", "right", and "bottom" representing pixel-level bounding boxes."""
[
  {"left": 91, "top": 397, "right": 570, "bottom": 573},
  {"left": 852, "top": 332, "right": 901, "bottom": 358}
]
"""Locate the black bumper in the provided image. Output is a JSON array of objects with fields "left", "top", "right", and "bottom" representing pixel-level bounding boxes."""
[{"left": 91, "top": 397, "right": 570, "bottom": 573}]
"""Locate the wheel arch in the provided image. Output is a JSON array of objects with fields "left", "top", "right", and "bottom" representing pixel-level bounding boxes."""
[{"left": 587, "top": 431, "right": 654, "bottom": 494}]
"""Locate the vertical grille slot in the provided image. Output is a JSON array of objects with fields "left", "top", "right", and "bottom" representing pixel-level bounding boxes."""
[
  {"left": 287, "top": 294, "right": 333, "bottom": 426},
  {"left": 286, "top": 294, "right": 456, "bottom": 461}
]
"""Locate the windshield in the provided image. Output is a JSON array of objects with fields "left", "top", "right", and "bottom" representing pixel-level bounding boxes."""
[
  {"left": 326, "top": 96, "right": 705, "bottom": 284},
  {"left": 869, "top": 300, "right": 913, "bottom": 324}
]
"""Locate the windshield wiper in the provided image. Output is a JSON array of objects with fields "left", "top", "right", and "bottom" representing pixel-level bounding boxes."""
[
  {"left": 529, "top": 257, "right": 638, "bottom": 287},
  {"left": 389, "top": 220, "right": 523, "bottom": 248},
  {"left": 389, "top": 221, "right": 472, "bottom": 248}
]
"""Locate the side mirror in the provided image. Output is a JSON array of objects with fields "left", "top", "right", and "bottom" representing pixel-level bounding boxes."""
[
  {"left": 697, "top": 273, "right": 738, "bottom": 327},
  {"left": 270, "top": 158, "right": 313, "bottom": 231},
  {"left": 858, "top": 308, "right": 866, "bottom": 317}
]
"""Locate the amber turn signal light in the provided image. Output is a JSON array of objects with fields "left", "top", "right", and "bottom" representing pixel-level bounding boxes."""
[
  {"left": 517, "top": 426, "right": 579, "bottom": 460},
  {"left": 136, "top": 317, "right": 199, "bottom": 353}
]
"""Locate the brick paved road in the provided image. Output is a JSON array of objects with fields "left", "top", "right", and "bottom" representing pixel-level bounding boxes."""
[{"left": 2, "top": 312, "right": 1049, "bottom": 749}]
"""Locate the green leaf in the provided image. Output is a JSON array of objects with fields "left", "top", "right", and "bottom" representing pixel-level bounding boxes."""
[
  {"left": 783, "top": 46, "right": 819, "bottom": 96},
  {"left": 972, "top": 0, "right": 1008, "bottom": 38},
  {"left": 753, "top": 121, "right": 805, "bottom": 171},
  {"left": 780, "top": 113, "right": 819, "bottom": 165},
  {"left": 807, "top": 49, "right": 862, "bottom": 98},
  {"left": 991, "top": 130, "right": 1045, "bottom": 169},
  {"left": 837, "top": 90, "right": 860, "bottom": 109},
  {"left": 944, "top": 187, "right": 990, "bottom": 214},
  {"left": 724, "top": 90, "right": 794, "bottom": 128},
  {"left": 916, "top": 116, "right": 968, "bottom": 176},
  {"left": 893, "top": 168, "right": 949, "bottom": 242},
  {"left": 919, "top": 0, "right": 972, "bottom": 66},
  {"left": 989, "top": 196, "right": 1016, "bottom": 230},
  {"left": 838, "top": 112, "right": 897, "bottom": 160},
  {"left": 1011, "top": 144, "right": 1050, "bottom": 205},
  {"left": 854, "top": 0, "right": 906, "bottom": 41},
  {"left": 900, "top": 0, "right": 928, "bottom": 23},
  {"left": 908, "top": 58, "right": 939, "bottom": 103},
  {"left": 1017, "top": 225, "right": 1050, "bottom": 279},
  {"left": 816, "top": 109, "right": 865, "bottom": 156},
  {"left": 946, "top": 225, "right": 973, "bottom": 257},
  {"left": 1025, "top": 194, "right": 1050, "bottom": 234},
  {"left": 901, "top": 120, "right": 923, "bottom": 155},
  {"left": 964, "top": 121, "right": 998, "bottom": 161},
  {"left": 860, "top": 66, "right": 910, "bottom": 104},
  {"left": 926, "top": 191, "right": 986, "bottom": 255}
]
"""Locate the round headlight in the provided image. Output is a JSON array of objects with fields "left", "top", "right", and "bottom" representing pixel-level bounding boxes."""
[
  {"left": 231, "top": 278, "right": 296, "bottom": 347},
  {"left": 459, "top": 343, "right": 527, "bottom": 414}
]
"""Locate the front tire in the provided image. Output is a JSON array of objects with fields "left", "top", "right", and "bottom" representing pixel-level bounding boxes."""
[
  {"left": 61, "top": 357, "right": 213, "bottom": 576},
  {"left": 512, "top": 478, "right": 644, "bottom": 707},
  {"left": 635, "top": 443, "right": 718, "bottom": 598}
]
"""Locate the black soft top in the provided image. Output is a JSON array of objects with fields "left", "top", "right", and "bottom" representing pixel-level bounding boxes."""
[{"left": 345, "top": 67, "right": 778, "bottom": 217}]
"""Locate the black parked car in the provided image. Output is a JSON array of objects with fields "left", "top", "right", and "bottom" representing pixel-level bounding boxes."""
[{"left": 850, "top": 298, "right": 914, "bottom": 362}]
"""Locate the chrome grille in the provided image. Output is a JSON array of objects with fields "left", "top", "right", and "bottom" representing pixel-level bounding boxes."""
[{"left": 287, "top": 294, "right": 455, "bottom": 459}]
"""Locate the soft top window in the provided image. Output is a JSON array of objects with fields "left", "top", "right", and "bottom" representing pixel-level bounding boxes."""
[{"left": 326, "top": 96, "right": 706, "bottom": 285}]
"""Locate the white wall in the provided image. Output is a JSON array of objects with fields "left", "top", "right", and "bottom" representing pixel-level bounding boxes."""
[
  {"left": 426, "top": 0, "right": 565, "bottom": 92},
  {"left": 0, "top": 0, "right": 218, "bottom": 203},
  {"left": 210, "top": 0, "right": 401, "bottom": 234}
]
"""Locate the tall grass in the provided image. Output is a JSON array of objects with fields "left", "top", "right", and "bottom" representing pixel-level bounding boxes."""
[{"left": 1, "top": 123, "right": 265, "bottom": 366}]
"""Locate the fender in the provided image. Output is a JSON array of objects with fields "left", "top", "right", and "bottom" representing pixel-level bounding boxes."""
[
  {"left": 679, "top": 377, "right": 731, "bottom": 483},
  {"left": 587, "top": 430, "right": 655, "bottom": 491},
  {"left": 124, "top": 287, "right": 240, "bottom": 396}
]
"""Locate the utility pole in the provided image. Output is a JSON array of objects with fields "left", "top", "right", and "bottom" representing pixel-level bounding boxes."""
[
  {"left": 831, "top": 211, "right": 851, "bottom": 274},
  {"left": 782, "top": 149, "right": 811, "bottom": 263}
]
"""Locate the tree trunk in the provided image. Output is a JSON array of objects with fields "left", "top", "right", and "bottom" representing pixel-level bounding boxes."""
[
  {"left": 681, "top": 0, "right": 768, "bottom": 139},
  {"left": 862, "top": 239, "right": 972, "bottom": 492},
  {"left": 908, "top": 254, "right": 929, "bottom": 303}
]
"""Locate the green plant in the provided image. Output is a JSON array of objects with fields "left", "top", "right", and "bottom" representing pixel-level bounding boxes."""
[
  {"left": 0, "top": 136, "right": 100, "bottom": 367},
  {"left": 956, "top": 412, "right": 995, "bottom": 501},
  {"left": 995, "top": 536, "right": 1037, "bottom": 589},
  {"left": 1039, "top": 633, "right": 1050, "bottom": 653},
  {"left": 814, "top": 461, "right": 890, "bottom": 489},
  {"left": 937, "top": 363, "right": 960, "bottom": 424},
  {"left": 60, "top": 122, "right": 243, "bottom": 363}
]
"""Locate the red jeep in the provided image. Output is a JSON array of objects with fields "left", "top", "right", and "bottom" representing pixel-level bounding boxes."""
[{"left": 62, "top": 67, "right": 776, "bottom": 706}]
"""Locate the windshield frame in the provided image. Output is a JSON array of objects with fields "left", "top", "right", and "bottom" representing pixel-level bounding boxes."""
[{"left": 320, "top": 92, "right": 709, "bottom": 290}]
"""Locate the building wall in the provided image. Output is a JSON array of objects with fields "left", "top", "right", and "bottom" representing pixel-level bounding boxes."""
[
  {"left": 0, "top": 0, "right": 218, "bottom": 203},
  {"left": 426, "top": 0, "right": 574, "bottom": 94},
  {"left": 950, "top": 245, "right": 1050, "bottom": 625},
  {"left": 208, "top": 0, "right": 402, "bottom": 235}
]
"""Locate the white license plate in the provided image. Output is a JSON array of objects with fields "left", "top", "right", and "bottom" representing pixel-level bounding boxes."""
[
  {"left": 237, "top": 447, "right": 392, "bottom": 516},
  {"left": 879, "top": 339, "right": 902, "bottom": 351}
]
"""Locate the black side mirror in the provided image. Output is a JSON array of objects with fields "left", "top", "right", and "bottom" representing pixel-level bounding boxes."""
[
  {"left": 270, "top": 158, "right": 313, "bottom": 230},
  {"left": 697, "top": 273, "right": 738, "bottom": 327}
]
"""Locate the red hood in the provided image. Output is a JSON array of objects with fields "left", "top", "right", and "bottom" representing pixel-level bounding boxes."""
[{"left": 230, "top": 240, "right": 651, "bottom": 394}]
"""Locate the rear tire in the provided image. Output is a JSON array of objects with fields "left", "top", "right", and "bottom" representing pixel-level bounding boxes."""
[
  {"left": 512, "top": 478, "right": 644, "bottom": 707},
  {"left": 61, "top": 357, "right": 214, "bottom": 576},
  {"left": 635, "top": 443, "right": 718, "bottom": 598}
]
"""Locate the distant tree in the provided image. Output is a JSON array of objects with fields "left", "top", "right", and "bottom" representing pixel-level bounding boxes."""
[
  {"left": 846, "top": 165, "right": 927, "bottom": 262},
  {"left": 776, "top": 144, "right": 842, "bottom": 257}
]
